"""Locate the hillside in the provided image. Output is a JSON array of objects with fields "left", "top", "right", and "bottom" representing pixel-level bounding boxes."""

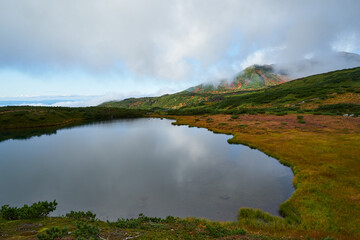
[
  {"left": 187, "top": 64, "right": 290, "bottom": 93},
  {"left": 101, "top": 65, "right": 290, "bottom": 110},
  {"left": 101, "top": 67, "right": 360, "bottom": 116}
]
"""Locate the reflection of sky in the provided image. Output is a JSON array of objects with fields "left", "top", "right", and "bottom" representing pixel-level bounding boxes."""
[{"left": 0, "top": 119, "right": 294, "bottom": 221}]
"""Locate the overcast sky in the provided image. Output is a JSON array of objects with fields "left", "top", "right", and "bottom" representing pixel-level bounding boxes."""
[{"left": 0, "top": 0, "right": 359, "bottom": 106}]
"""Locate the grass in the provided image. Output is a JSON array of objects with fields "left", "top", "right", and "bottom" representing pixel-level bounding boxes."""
[{"left": 0, "top": 213, "right": 276, "bottom": 239}]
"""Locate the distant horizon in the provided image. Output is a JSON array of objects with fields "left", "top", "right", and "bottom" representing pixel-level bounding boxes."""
[{"left": 2, "top": 63, "right": 360, "bottom": 107}]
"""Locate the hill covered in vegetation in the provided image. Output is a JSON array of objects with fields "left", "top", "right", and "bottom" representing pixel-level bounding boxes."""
[
  {"left": 101, "top": 67, "right": 360, "bottom": 117},
  {"left": 100, "top": 64, "right": 290, "bottom": 110}
]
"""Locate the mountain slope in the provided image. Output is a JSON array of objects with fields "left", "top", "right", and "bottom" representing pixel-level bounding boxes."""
[
  {"left": 101, "top": 65, "right": 290, "bottom": 110},
  {"left": 173, "top": 66, "right": 360, "bottom": 115},
  {"left": 187, "top": 64, "right": 290, "bottom": 93},
  {"left": 101, "top": 66, "right": 360, "bottom": 115}
]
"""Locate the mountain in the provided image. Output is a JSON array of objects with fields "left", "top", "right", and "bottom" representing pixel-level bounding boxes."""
[
  {"left": 100, "top": 65, "right": 291, "bottom": 110},
  {"left": 101, "top": 66, "right": 360, "bottom": 114},
  {"left": 186, "top": 64, "right": 290, "bottom": 93}
]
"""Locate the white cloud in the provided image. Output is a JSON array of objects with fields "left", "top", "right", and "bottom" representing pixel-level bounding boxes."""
[
  {"left": 239, "top": 46, "right": 285, "bottom": 69},
  {"left": 332, "top": 33, "right": 360, "bottom": 53},
  {"left": 0, "top": 0, "right": 359, "bottom": 88}
]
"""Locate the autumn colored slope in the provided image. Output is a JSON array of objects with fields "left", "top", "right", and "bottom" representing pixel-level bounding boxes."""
[
  {"left": 187, "top": 64, "right": 290, "bottom": 93},
  {"left": 100, "top": 64, "right": 291, "bottom": 110}
]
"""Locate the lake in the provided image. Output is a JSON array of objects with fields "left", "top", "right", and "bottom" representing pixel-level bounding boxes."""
[{"left": 0, "top": 118, "right": 294, "bottom": 221}]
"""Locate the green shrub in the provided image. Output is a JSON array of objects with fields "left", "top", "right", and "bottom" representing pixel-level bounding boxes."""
[
  {"left": 297, "top": 115, "right": 304, "bottom": 120},
  {"left": 1, "top": 200, "right": 57, "bottom": 220},
  {"left": 315, "top": 103, "right": 360, "bottom": 114},
  {"left": 205, "top": 223, "right": 246, "bottom": 237},
  {"left": 114, "top": 213, "right": 164, "bottom": 229},
  {"left": 37, "top": 227, "right": 68, "bottom": 240},
  {"left": 73, "top": 222, "right": 100, "bottom": 239},
  {"left": 66, "top": 211, "right": 96, "bottom": 221},
  {"left": 238, "top": 208, "right": 288, "bottom": 228}
]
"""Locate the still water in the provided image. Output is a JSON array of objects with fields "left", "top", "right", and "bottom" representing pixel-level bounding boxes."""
[{"left": 0, "top": 118, "right": 294, "bottom": 221}]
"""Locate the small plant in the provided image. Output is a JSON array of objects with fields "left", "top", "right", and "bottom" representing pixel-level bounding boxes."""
[
  {"left": 297, "top": 115, "right": 306, "bottom": 124},
  {"left": 1, "top": 200, "right": 57, "bottom": 220},
  {"left": 205, "top": 223, "right": 246, "bottom": 237},
  {"left": 37, "top": 227, "right": 68, "bottom": 240},
  {"left": 231, "top": 114, "right": 239, "bottom": 119},
  {"left": 281, "top": 122, "right": 287, "bottom": 125},
  {"left": 66, "top": 211, "right": 96, "bottom": 221},
  {"left": 73, "top": 222, "right": 100, "bottom": 239},
  {"left": 114, "top": 213, "right": 164, "bottom": 229}
]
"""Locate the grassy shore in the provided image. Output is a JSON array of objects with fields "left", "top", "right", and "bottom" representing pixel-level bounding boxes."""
[
  {"left": 167, "top": 113, "right": 360, "bottom": 239},
  {"left": 0, "top": 106, "right": 147, "bottom": 142},
  {"left": 0, "top": 106, "right": 147, "bottom": 130},
  {"left": 0, "top": 214, "right": 294, "bottom": 240}
]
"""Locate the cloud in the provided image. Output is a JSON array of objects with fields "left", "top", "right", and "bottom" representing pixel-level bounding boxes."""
[{"left": 0, "top": 0, "right": 359, "bottom": 83}]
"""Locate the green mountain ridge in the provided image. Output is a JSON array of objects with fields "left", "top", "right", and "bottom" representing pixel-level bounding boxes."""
[
  {"left": 101, "top": 65, "right": 291, "bottom": 110},
  {"left": 100, "top": 66, "right": 360, "bottom": 115}
]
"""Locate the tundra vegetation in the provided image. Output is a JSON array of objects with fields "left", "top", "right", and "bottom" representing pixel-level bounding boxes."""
[{"left": 0, "top": 67, "right": 359, "bottom": 239}]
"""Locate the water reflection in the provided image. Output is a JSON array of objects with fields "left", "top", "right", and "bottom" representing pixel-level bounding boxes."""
[{"left": 0, "top": 118, "right": 294, "bottom": 221}]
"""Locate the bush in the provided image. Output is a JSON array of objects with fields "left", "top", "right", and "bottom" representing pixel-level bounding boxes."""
[
  {"left": 73, "top": 222, "right": 100, "bottom": 239},
  {"left": 238, "top": 208, "right": 288, "bottom": 228},
  {"left": 66, "top": 211, "right": 96, "bottom": 221},
  {"left": 37, "top": 227, "right": 68, "bottom": 240},
  {"left": 315, "top": 103, "right": 360, "bottom": 114},
  {"left": 1, "top": 200, "right": 57, "bottom": 220},
  {"left": 205, "top": 223, "right": 246, "bottom": 237},
  {"left": 115, "top": 213, "right": 164, "bottom": 229}
]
